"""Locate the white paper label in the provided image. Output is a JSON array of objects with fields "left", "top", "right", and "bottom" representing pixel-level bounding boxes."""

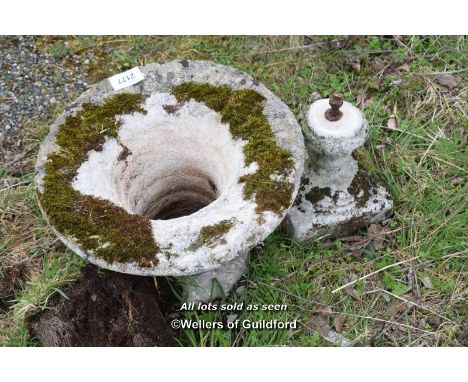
[{"left": 108, "top": 67, "right": 145, "bottom": 90}]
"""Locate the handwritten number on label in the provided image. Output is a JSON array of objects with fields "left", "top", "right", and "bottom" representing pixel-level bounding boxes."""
[
  {"left": 108, "top": 67, "right": 145, "bottom": 91},
  {"left": 118, "top": 72, "right": 136, "bottom": 85}
]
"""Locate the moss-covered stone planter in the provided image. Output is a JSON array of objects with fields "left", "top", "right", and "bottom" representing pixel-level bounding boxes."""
[
  {"left": 285, "top": 94, "right": 393, "bottom": 242},
  {"left": 35, "top": 61, "right": 305, "bottom": 300}
]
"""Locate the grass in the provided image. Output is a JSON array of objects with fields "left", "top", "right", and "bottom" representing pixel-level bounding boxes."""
[{"left": 1, "top": 35, "right": 467, "bottom": 346}]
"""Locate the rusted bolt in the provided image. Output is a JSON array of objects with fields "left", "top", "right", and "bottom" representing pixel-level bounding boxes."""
[{"left": 325, "top": 92, "right": 343, "bottom": 121}]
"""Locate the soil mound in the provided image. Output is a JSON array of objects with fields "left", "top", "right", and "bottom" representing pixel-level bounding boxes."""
[{"left": 29, "top": 264, "right": 177, "bottom": 346}]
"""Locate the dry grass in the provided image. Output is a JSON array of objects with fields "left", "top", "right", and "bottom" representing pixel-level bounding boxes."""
[{"left": 1, "top": 35, "right": 466, "bottom": 346}]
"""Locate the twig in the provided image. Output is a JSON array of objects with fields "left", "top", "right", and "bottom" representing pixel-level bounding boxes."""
[
  {"left": 395, "top": 250, "right": 468, "bottom": 274},
  {"left": 431, "top": 156, "right": 467, "bottom": 173},
  {"left": 3, "top": 143, "right": 38, "bottom": 167},
  {"left": 382, "top": 124, "right": 430, "bottom": 142},
  {"left": 375, "top": 288, "right": 457, "bottom": 325},
  {"left": 417, "top": 131, "right": 443, "bottom": 168},
  {"left": 414, "top": 68, "right": 468, "bottom": 76},
  {"left": 0, "top": 179, "right": 32, "bottom": 192},
  {"left": 313, "top": 307, "right": 434, "bottom": 334},
  {"left": 332, "top": 256, "right": 420, "bottom": 294},
  {"left": 254, "top": 281, "right": 435, "bottom": 335},
  {"left": 101, "top": 39, "right": 130, "bottom": 45},
  {"left": 253, "top": 280, "right": 322, "bottom": 306},
  {"left": 348, "top": 313, "right": 433, "bottom": 334},
  {"left": 14, "top": 238, "right": 61, "bottom": 264},
  {"left": 372, "top": 308, "right": 414, "bottom": 343}
]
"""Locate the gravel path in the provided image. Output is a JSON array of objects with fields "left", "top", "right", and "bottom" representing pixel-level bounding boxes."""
[{"left": 0, "top": 36, "right": 91, "bottom": 165}]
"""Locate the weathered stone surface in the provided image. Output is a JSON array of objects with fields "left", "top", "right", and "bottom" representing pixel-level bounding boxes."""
[
  {"left": 35, "top": 61, "right": 305, "bottom": 280},
  {"left": 180, "top": 252, "right": 249, "bottom": 302},
  {"left": 285, "top": 98, "right": 393, "bottom": 242}
]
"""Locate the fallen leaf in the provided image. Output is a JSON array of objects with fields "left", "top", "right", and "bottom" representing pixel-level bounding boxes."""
[
  {"left": 334, "top": 315, "right": 347, "bottom": 333},
  {"left": 307, "top": 313, "right": 330, "bottom": 336},
  {"left": 342, "top": 236, "right": 370, "bottom": 259},
  {"left": 407, "top": 268, "right": 417, "bottom": 294},
  {"left": 427, "top": 315, "right": 442, "bottom": 328},
  {"left": 459, "top": 127, "right": 467, "bottom": 147},
  {"left": 451, "top": 177, "right": 464, "bottom": 186},
  {"left": 368, "top": 223, "right": 385, "bottom": 250},
  {"left": 326, "top": 37, "right": 349, "bottom": 50},
  {"left": 343, "top": 273, "right": 363, "bottom": 301},
  {"left": 386, "top": 115, "right": 398, "bottom": 131},
  {"left": 307, "top": 313, "right": 350, "bottom": 346},
  {"left": 308, "top": 91, "right": 322, "bottom": 104},
  {"left": 370, "top": 58, "right": 386, "bottom": 72},
  {"left": 311, "top": 312, "right": 329, "bottom": 327},
  {"left": 341, "top": 235, "right": 367, "bottom": 243},
  {"left": 346, "top": 56, "right": 361, "bottom": 73},
  {"left": 434, "top": 73, "right": 462, "bottom": 89},
  {"left": 368, "top": 223, "right": 383, "bottom": 234},
  {"left": 395, "top": 63, "right": 410, "bottom": 73},
  {"left": 315, "top": 305, "right": 333, "bottom": 316},
  {"left": 356, "top": 88, "right": 368, "bottom": 109},
  {"left": 421, "top": 276, "right": 434, "bottom": 289}
]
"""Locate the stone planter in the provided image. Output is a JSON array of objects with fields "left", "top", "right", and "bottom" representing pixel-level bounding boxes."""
[
  {"left": 35, "top": 61, "right": 305, "bottom": 301},
  {"left": 285, "top": 93, "right": 393, "bottom": 242}
]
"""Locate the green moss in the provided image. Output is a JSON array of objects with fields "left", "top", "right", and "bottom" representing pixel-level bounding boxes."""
[
  {"left": 347, "top": 167, "right": 374, "bottom": 208},
  {"left": 305, "top": 186, "right": 339, "bottom": 204},
  {"left": 197, "top": 220, "right": 234, "bottom": 247},
  {"left": 39, "top": 93, "right": 160, "bottom": 267},
  {"left": 349, "top": 148, "right": 383, "bottom": 208},
  {"left": 352, "top": 148, "right": 377, "bottom": 176},
  {"left": 172, "top": 82, "right": 294, "bottom": 214}
]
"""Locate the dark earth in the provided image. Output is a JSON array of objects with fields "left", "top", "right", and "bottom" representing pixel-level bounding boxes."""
[
  {"left": 28, "top": 264, "right": 179, "bottom": 346},
  {"left": 0, "top": 264, "right": 28, "bottom": 314}
]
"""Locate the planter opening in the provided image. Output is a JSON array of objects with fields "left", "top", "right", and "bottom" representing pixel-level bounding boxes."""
[{"left": 72, "top": 94, "right": 243, "bottom": 222}]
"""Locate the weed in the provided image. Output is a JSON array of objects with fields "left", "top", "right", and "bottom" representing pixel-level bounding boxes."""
[{"left": 49, "top": 42, "right": 71, "bottom": 60}]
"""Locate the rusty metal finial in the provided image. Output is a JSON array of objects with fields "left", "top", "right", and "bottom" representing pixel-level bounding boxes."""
[{"left": 325, "top": 92, "right": 343, "bottom": 121}]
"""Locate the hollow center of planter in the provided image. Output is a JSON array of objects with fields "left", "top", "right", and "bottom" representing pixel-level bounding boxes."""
[
  {"left": 71, "top": 97, "right": 245, "bottom": 221},
  {"left": 134, "top": 163, "right": 219, "bottom": 221}
]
